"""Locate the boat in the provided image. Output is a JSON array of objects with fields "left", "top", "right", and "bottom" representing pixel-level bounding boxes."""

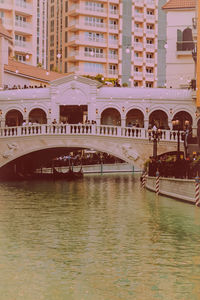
[{"left": 52, "top": 167, "right": 83, "bottom": 180}]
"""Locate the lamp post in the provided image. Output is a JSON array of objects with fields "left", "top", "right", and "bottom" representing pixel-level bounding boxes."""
[
  {"left": 172, "top": 119, "right": 181, "bottom": 160},
  {"left": 183, "top": 120, "right": 190, "bottom": 158},
  {"left": 148, "top": 127, "right": 162, "bottom": 159}
]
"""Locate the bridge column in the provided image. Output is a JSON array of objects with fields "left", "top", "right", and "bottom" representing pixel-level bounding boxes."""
[
  {"left": 121, "top": 118, "right": 126, "bottom": 127},
  {"left": 1, "top": 118, "right": 5, "bottom": 127},
  {"left": 192, "top": 119, "right": 197, "bottom": 137},
  {"left": 144, "top": 119, "right": 149, "bottom": 129},
  {"left": 96, "top": 117, "right": 101, "bottom": 125},
  {"left": 168, "top": 120, "right": 173, "bottom": 130}
]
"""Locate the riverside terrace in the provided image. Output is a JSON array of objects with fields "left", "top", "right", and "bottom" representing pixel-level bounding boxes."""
[{"left": 0, "top": 75, "right": 197, "bottom": 136}]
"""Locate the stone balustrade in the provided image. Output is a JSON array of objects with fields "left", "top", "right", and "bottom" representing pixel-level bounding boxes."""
[{"left": 0, "top": 124, "right": 183, "bottom": 143}]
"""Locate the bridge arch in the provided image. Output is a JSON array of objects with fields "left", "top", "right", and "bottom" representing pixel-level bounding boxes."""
[
  {"left": 5, "top": 109, "right": 24, "bottom": 127},
  {"left": 28, "top": 108, "right": 47, "bottom": 124},
  {"left": 149, "top": 109, "right": 169, "bottom": 129},
  {"left": 172, "top": 110, "right": 193, "bottom": 129},
  {"left": 126, "top": 108, "right": 144, "bottom": 127},
  {"left": 100, "top": 107, "right": 121, "bottom": 126}
]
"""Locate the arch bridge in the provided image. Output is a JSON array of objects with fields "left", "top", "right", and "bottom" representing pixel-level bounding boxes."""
[{"left": 0, "top": 123, "right": 183, "bottom": 172}]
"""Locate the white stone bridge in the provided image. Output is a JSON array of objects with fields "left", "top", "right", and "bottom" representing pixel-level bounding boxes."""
[{"left": 0, "top": 123, "right": 183, "bottom": 171}]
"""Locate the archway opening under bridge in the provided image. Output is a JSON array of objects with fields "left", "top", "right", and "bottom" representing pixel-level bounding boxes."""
[{"left": 0, "top": 147, "right": 127, "bottom": 181}]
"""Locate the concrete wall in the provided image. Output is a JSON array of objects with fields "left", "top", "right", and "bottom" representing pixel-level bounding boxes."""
[{"left": 146, "top": 176, "right": 196, "bottom": 204}]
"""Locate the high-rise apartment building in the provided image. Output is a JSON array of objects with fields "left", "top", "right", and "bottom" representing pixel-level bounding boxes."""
[
  {"left": 0, "top": 0, "right": 48, "bottom": 68},
  {"left": 48, "top": 0, "right": 159, "bottom": 87}
]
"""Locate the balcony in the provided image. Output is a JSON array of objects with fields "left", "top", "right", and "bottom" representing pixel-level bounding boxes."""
[
  {"left": 15, "top": 40, "right": 32, "bottom": 52},
  {"left": 108, "top": 54, "right": 118, "bottom": 60},
  {"left": 146, "top": 0, "right": 155, "bottom": 8},
  {"left": 134, "top": 27, "right": 143, "bottom": 36},
  {"left": 145, "top": 73, "right": 154, "bottom": 81},
  {"left": 146, "top": 58, "right": 155, "bottom": 65},
  {"left": 134, "top": 71, "right": 143, "bottom": 79},
  {"left": 0, "top": 0, "right": 12, "bottom": 9},
  {"left": 146, "top": 14, "right": 155, "bottom": 22},
  {"left": 134, "top": 12, "right": 144, "bottom": 21},
  {"left": 108, "top": 69, "right": 118, "bottom": 76},
  {"left": 109, "top": 24, "right": 118, "bottom": 31},
  {"left": 176, "top": 41, "right": 195, "bottom": 55},
  {"left": 68, "top": 35, "right": 107, "bottom": 47},
  {"left": 15, "top": 0, "right": 33, "bottom": 15},
  {"left": 15, "top": 21, "right": 32, "bottom": 34},
  {"left": 134, "top": 57, "right": 143, "bottom": 65},
  {"left": 145, "top": 43, "right": 155, "bottom": 51},
  {"left": 109, "top": 9, "right": 119, "bottom": 16},
  {"left": 134, "top": 42, "right": 143, "bottom": 51},
  {"left": 84, "top": 21, "right": 106, "bottom": 30},
  {"left": 146, "top": 29, "right": 155, "bottom": 37},
  {"left": 108, "top": 39, "right": 118, "bottom": 48},
  {"left": 1, "top": 18, "right": 12, "bottom": 28},
  {"left": 134, "top": 0, "right": 144, "bottom": 7}
]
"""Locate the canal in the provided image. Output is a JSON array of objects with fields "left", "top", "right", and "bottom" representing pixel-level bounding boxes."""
[{"left": 0, "top": 173, "right": 200, "bottom": 300}]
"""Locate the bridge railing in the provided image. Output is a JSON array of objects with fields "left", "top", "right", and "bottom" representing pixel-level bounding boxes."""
[{"left": 0, "top": 124, "right": 183, "bottom": 142}]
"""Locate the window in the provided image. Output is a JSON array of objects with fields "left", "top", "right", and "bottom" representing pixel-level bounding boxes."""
[
  {"left": 65, "top": 32, "right": 68, "bottom": 42},
  {"left": 85, "top": 1, "right": 104, "bottom": 12},
  {"left": 147, "top": 9, "right": 154, "bottom": 15},
  {"left": 147, "top": 24, "right": 154, "bottom": 30},
  {"left": 177, "top": 28, "right": 194, "bottom": 51},
  {"left": 146, "top": 67, "right": 153, "bottom": 73},
  {"left": 109, "top": 49, "right": 117, "bottom": 59},
  {"left": 146, "top": 82, "right": 153, "bottom": 88},
  {"left": 50, "top": 35, "right": 54, "bottom": 46},
  {"left": 146, "top": 53, "right": 153, "bottom": 58},
  {"left": 84, "top": 62, "right": 103, "bottom": 73},
  {"left": 85, "top": 16, "right": 104, "bottom": 27},
  {"left": 65, "top": 16, "right": 68, "bottom": 27},
  {"left": 85, "top": 32, "right": 104, "bottom": 42},
  {"left": 50, "top": 49, "right": 54, "bottom": 61},
  {"left": 65, "top": 47, "right": 68, "bottom": 58},
  {"left": 84, "top": 47, "right": 103, "bottom": 58},
  {"left": 50, "top": 20, "right": 54, "bottom": 32},
  {"left": 65, "top": 62, "right": 68, "bottom": 73},
  {"left": 146, "top": 38, "right": 153, "bottom": 44},
  {"left": 16, "top": 54, "right": 26, "bottom": 62},
  {"left": 65, "top": 1, "right": 68, "bottom": 12},
  {"left": 51, "top": 6, "right": 54, "bottom": 17}
]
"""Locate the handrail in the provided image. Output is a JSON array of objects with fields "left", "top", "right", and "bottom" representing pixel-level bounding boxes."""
[{"left": 0, "top": 124, "right": 183, "bottom": 142}]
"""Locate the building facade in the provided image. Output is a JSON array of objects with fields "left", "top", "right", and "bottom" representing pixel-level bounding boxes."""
[
  {"left": 0, "top": 0, "right": 48, "bottom": 68},
  {"left": 48, "top": 0, "right": 160, "bottom": 88},
  {"left": 163, "top": 0, "right": 196, "bottom": 89}
]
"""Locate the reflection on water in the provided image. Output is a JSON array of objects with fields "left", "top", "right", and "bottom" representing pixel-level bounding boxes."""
[{"left": 0, "top": 174, "right": 200, "bottom": 300}]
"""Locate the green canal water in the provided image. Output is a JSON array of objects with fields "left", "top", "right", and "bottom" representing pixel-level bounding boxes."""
[{"left": 0, "top": 173, "right": 200, "bottom": 300}]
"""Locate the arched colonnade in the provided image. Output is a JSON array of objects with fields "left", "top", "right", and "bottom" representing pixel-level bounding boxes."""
[{"left": 1, "top": 106, "right": 196, "bottom": 131}]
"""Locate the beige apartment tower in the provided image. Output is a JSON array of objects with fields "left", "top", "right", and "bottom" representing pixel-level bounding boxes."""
[
  {"left": 48, "top": 0, "right": 158, "bottom": 87},
  {"left": 0, "top": 0, "right": 48, "bottom": 68}
]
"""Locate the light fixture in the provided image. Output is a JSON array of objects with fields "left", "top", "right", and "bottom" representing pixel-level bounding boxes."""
[
  {"left": 146, "top": 107, "right": 149, "bottom": 113},
  {"left": 170, "top": 108, "right": 173, "bottom": 114},
  {"left": 25, "top": 54, "right": 29, "bottom": 60},
  {"left": 0, "top": 109, "right": 2, "bottom": 115},
  {"left": 15, "top": 69, "right": 19, "bottom": 74},
  {"left": 126, "top": 47, "right": 130, "bottom": 54},
  {"left": 46, "top": 71, "right": 49, "bottom": 76},
  {"left": 96, "top": 108, "right": 98, "bottom": 115},
  {"left": 122, "top": 106, "right": 125, "bottom": 112},
  {"left": 24, "top": 107, "right": 27, "bottom": 113},
  {"left": 57, "top": 53, "right": 61, "bottom": 59},
  {"left": 49, "top": 108, "right": 51, "bottom": 114}
]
